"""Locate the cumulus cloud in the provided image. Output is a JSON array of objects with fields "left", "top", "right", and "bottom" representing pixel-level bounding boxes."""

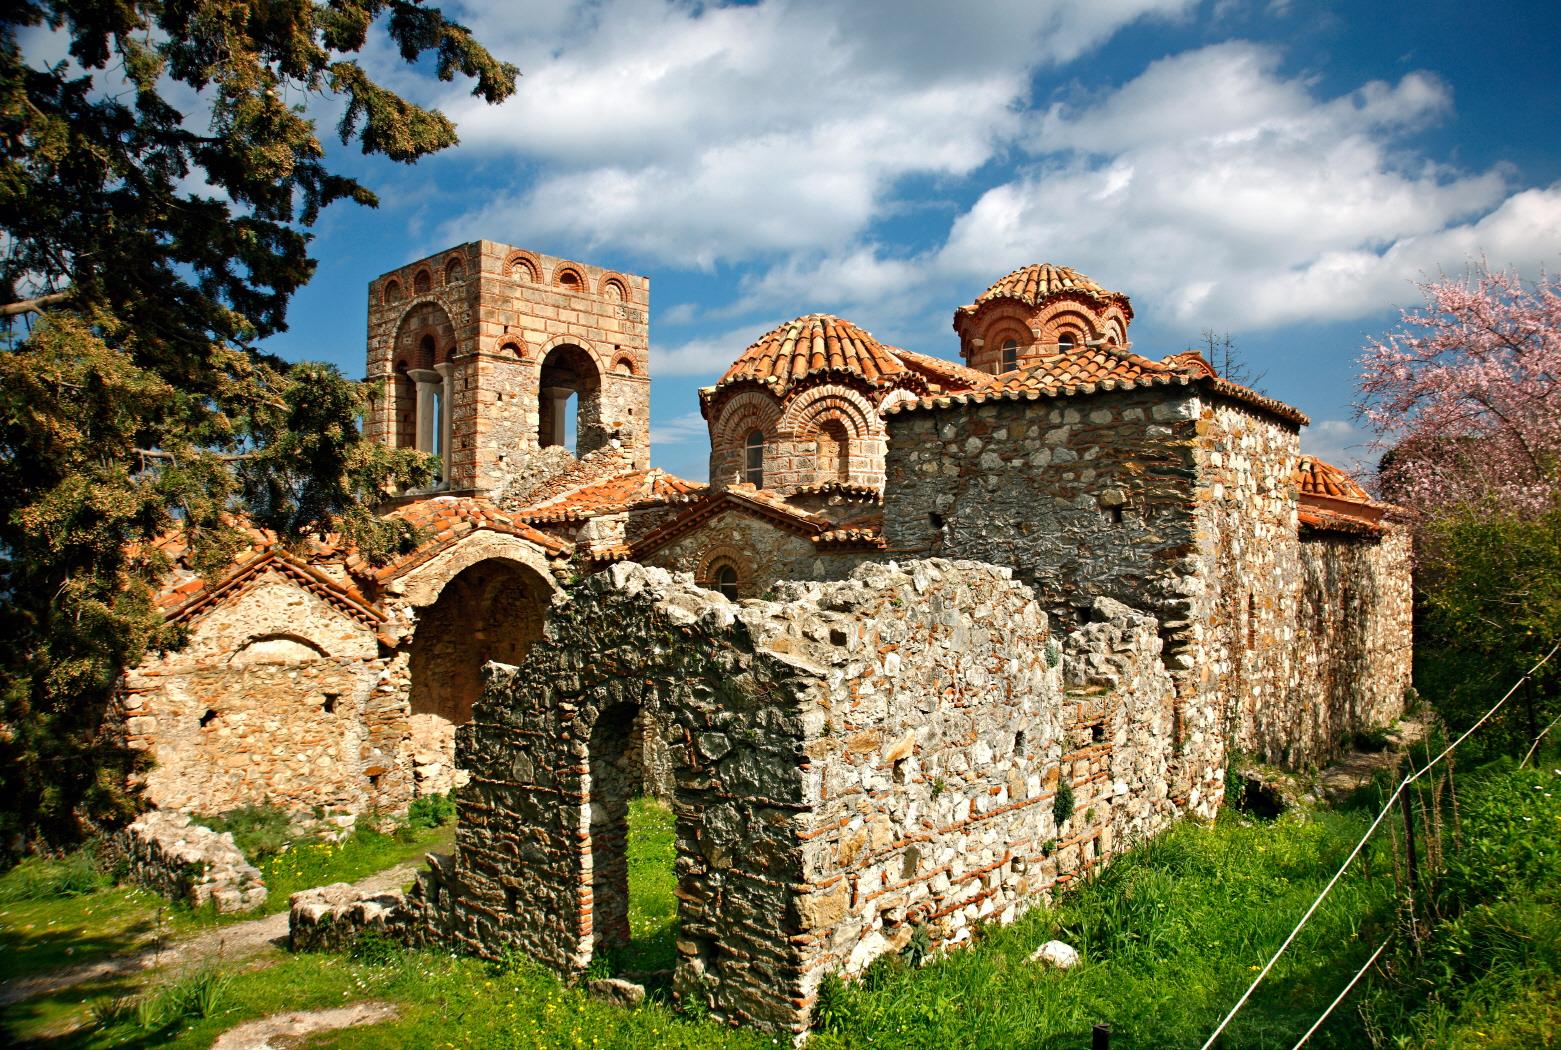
[
  {"left": 651, "top": 321, "right": 772, "bottom": 377},
  {"left": 1301, "top": 419, "right": 1376, "bottom": 475},
  {"left": 935, "top": 42, "right": 1556, "bottom": 329},
  {"left": 430, "top": 0, "right": 1195, "bottom": 265},
  {"left": 649, "top": 410, "right": 711, "bottom": 446}
]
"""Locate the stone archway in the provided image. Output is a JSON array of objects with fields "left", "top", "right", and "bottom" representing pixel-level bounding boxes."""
[{"left": 406, "top": 557, "right": 552, "bottom": 792}]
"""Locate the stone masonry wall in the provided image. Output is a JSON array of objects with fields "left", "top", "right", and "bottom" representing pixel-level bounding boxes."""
[
  {"left": 123, "top": 572, "right": 390, "bottom": 814},
  {"left": 642, "top": 508, "right": 869, "bottom": 597},
  {"left": 117, "top": 811, "right": 268, "bottom": 913},
  {"left": 1191, "top": 399, "right": 1306, "bottom": 765},
  {"left": 418, "top": 559, "right": 1186, "bottom": 1034},
  {"left": 1292, "top": 524, "right": 1414, "bottom": 752},
  {"left": 880, "top": 388, "right": 1223, "bottom": 806}
]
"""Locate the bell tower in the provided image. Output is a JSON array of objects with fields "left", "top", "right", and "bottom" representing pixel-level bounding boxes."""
[{"left": 365, "top": 242, "right": 650, "bottom": 499}]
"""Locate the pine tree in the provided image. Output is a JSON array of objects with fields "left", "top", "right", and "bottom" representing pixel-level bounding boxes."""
[{"left": 0, "top": 2, "right": 518, "bottom": 850}]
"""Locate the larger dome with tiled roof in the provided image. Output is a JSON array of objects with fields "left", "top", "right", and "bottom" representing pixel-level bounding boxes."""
[{"left": 713, "top": 314, "right": 913, "bottom": 395}]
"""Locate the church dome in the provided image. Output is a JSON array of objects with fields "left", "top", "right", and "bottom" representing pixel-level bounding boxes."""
[
  {"left": 714, "top": 314, "right": 911, "bottom": 396},
  {"left": 956, "top": 263, "right": 1133, "bottom": 318}
]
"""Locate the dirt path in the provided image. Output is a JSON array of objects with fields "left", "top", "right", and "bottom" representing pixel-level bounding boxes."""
[
  {"left": 1317, "top": 713, "right": 1432, "bottom": 801},
  {"left": 208, "top": 1001, "right": 398, "bottom": 1050},
  {"left": 0, "top": 862, "right": 419, "bottom": 1008}
]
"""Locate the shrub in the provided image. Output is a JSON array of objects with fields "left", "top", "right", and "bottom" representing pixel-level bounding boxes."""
[
  {"left": 407, "top": 792, "right": 456, "bottom": 830},
  {"left": 195, "top": 804, "right": 293, "bottom": 860},
  {"left": 1052, "top": 781, "right": 1075, "bottom": 829}
]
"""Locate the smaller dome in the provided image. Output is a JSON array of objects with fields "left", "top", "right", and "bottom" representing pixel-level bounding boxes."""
[
  {"left": 714, "top": 314, "right": 910, "bottom": 395},
  {"left": 957, "top": 263, "right": 1131, "bottom": 316}
]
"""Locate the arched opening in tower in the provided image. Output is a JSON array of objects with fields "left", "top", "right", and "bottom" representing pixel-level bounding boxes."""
[{"left": 538, "top": 344, "right": 603, "bottom": 457}]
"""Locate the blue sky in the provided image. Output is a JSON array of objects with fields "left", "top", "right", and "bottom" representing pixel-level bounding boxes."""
[{"left": 252, "top": 0, "right": 1561, "bottom": 483}]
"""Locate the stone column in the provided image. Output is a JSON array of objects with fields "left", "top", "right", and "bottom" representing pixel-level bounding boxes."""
[
  {"left": 408, "top": 368, "right": 442, "bottom": 456},
  {"left": 433, "top": 361, "right": 454, "bottom": 482}
]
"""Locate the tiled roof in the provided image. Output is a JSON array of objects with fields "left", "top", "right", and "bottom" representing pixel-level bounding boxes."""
[
  {"left": 889, "top": 346, "right": 996, "bottom": 393},
  {"left": 714, "top": 314, "right": 911, "bottom": 395},
  {"left": 885, "top": 343, "right": 1309, "bottom": 426},
  {"left": 1295, "top": 456, "right": 1371, "bottom": 502},
  {"left": 629, "top": 485, "right": 885, "bottom": 561},
  {"left": 955, "top": 263, "right": 1132, "bottom": 317},
  {"left": 364, "top": 496, "right": 570, "bottom": 583},
  {"left": 1295, "top": 457, "right": 1386, "bottom": 536},
  {"left": 516, "top": 469, "right": 706, "bottom": 523}
]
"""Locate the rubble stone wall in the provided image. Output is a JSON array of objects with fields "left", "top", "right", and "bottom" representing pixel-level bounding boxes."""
[
  {"left": 117, "top": 811, "right": 267, "bottom": 913},
  {"left": 123, "top": 572, "right": 387, "bottom": 814},
  {"left": 642, "top": 508, "right": 869, "bottom": 597},
  {"left": 1292, "top": 524, "right": 1415, "bottom": 752},
  {"left": 420, "top": 559, "right": 1186, "bottom": 1034},
  {"left": 1191, "top": 398, "right": 1305, "bottom": 765}
]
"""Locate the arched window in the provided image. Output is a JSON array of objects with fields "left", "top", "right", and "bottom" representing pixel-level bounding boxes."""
[
  {"left": 444, "top": 256, "right": 465, "bottom": 284},
  {"left": 383, "top": 278, "right": 403, "bottom": 305},
  {"left": 413, "top": 269, "right": 432, "bottom": 295},
  {"left": 716, "top": 565, "right": 740, "bottom": 600},
  {"left": 539, "top": 344, "right": 602, "bottom": 456},
  {"left": 1057, "top": 332, "right": 1077, "bottom": 352},
  {"left": 1001, "top": 339, "right": 1019, "bottom": 372},
  {"left": 744, "top": 430, "right": 765, "bottom": 487}
]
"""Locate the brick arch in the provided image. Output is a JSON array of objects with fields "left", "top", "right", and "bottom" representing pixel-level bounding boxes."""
[
  {"left": 960, "top": 300, "right": 1036, "bottom": 372},
  {"left": 777, "top": 384, "right": 877, "bottom": 440},
  {"left": 552, "top": 262, "right": 588, "bottom": 292},
  {"left": 537, "top": 333, "right": 598, "bottom": 361},
  {"left": 394, "top": 299, "right": 458, "bottom": 369},
  {"left": 696, "top": 544, "right": 752, "bottom": 598},
  {"left": 495, "top": 335, "right": 527, "bottom": 358},
  {"left": 710, "top": 389, "right": 783, "bottom": 450},
  {"left": 413, "top": 268, "right": 433, "bottom": 295},
  {"left": 382, "top": 278, "right": 404, "bottom": 305},
  {"left": 611, "top": 353, "right": 638, "bottom": 376},
  {"left": 597, "top": 272, "right": 631, "bottom": 303},
  {"left": 505, "top": 250, "right": 541, "bottom": 282},
  {"left": 1038, "top": 306, "right": 1100, "bottom": 348},
  {"left": 442, "top": 253, "right": 468, "bottom": 285},
  {"left": 978, "top": 318, "right": 1034, "bottom": 374}
]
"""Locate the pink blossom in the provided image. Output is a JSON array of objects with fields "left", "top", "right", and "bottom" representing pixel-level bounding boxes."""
[{"left": 1357, "top": 262, "right": 1561, "bottom": 518}]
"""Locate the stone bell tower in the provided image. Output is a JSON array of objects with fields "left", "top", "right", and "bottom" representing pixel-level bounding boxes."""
[{"left": 364, "top": 242, "right": 650, "bottom": 498}]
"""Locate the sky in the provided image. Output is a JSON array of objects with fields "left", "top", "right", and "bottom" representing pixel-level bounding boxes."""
[{"left": 247, "top": 0, "right": 1561, "bottom": 483}]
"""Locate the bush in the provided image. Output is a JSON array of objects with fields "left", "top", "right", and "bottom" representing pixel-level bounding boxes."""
[
  {"left": 1052, "top": 780, "right": 1075, "bottom": 829},
  {"left": 406, "top": 792, "right": 456, "bottom": 830},
  {"left": 195, "top": 804, "right": 293, "bottom": 861}
]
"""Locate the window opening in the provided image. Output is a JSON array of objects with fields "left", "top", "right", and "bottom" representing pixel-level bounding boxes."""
[
  {"left": 538, "top": 345, "right": 600, "bottom": 457},
  {"left": 1058, "top": 333, "right": 1076, "bottom": 352},
  {"left": 743, "top": 430, "right": 765, "bottom": 487},
  {"left": 1001, "top": 339, "right": 1018, "bottom": 372},
  {"left": 199, "top": 709, "right": 218, "bottom": 728},
  {"left": 323, "top": 694, "right": 339, "bottom": 715},
  {"left": 715, "top": 564, "right": 740, "bottom": 600}
]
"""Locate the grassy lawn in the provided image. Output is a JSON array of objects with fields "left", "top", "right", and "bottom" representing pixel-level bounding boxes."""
[{"left": 7, "top": 763, "right": 1559, "bottom": 1049}]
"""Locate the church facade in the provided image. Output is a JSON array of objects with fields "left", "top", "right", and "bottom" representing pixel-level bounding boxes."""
[{"left": 117, "top": 243, "right": 1411, "bottom": 823}]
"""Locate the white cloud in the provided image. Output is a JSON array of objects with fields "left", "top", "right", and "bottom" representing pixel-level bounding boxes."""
[
  {"left": 933, "top": 41, "right": 1552, "bottom": 330},
  {"left": 649, "top": 410, "right": 711, "bottom": 446},
  {"left": 1301, "top": 419, "right": 1375, "bottom": 475},
  {"left": 432, "top": 0, "right": 1195, "bottom": 265},
  {"left": 650, "top": 321, "right": 771, "bottom": 377}
]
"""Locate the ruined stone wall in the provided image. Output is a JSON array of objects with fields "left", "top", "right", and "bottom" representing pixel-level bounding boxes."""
[
  {"left": 1292, "top": 524, "right": 1414, "bottom": 752},
  {"left": 117, "top": 811, "right": 268, "bottom": 913},
  {"left": 422, "top": 559, "right": 1186, "bottom": 1034},
  {"left": 880, "top": 390, "right": 1222, "bottom": 805},
  {"left": 123, "top": 572, "right": 392, "bottom": 814},
  {"left": 1191, "top": 399, "right": 1306, "bottom": 765},
  {"left": 641, "top": 508, "right": 870, "bottom": 597}
]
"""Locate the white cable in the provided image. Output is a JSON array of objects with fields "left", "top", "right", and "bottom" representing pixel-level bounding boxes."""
[
  {"left": 1199, "top": 641, "right": 1559, "bottom": 1050},
  {"left": 1290, "top": 936, "right": 1391, "bottom": 1048}
]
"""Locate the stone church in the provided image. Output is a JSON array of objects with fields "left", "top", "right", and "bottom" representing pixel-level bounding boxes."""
[{"left": 119, "top": 240, "right": 1409, "bottom": 822}]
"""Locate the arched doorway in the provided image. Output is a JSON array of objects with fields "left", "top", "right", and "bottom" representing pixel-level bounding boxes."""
[
  {"left": 406, "top": 558, "right": 552, "bottom": 791},
  {"left": 538, "top": 344, "right": 602, "bottom": 456}
]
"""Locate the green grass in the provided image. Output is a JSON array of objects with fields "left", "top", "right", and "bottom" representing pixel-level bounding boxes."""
[
  {"left": 7, "top": 764, "right": 1559, "bottom": 1050},
  {"left": 256, "top": 822, "right": 454, "bottom": 908}
]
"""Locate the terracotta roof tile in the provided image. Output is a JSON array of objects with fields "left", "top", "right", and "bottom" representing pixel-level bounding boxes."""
[
  {"left": 714, "top": 314, "right": 911, "bottom": 395},
  {"left": 886, "top": 343, "right": 1309, "bottom": 426},
  {"left": 1295, "top": 457, "right": 1386, "bottom": 536},
  {"left": 365, "top": 496, "right": 570, "bottom": 583},
  {"left": 955, "top": 263, "right": 1132, "bottom": 317},
  {"left": 516, "top": 469, "right": 706, "bottom": 523}
]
